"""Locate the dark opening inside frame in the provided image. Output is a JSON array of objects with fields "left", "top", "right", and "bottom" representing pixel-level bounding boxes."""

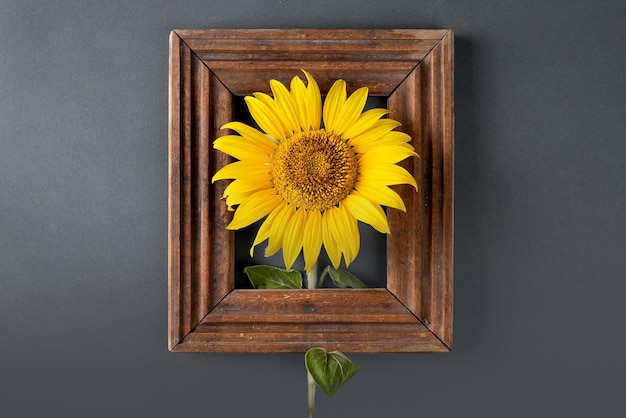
[
  {"left": 232, "top": 96, "right": 389, "bottom": 289},
  {"left": 168, "top": 29, "right": 454, "bottom": 353}
]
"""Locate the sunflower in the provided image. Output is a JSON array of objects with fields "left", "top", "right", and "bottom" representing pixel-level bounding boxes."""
[{"left": 212, "top": 70, "right": 417, "bottom": 273}]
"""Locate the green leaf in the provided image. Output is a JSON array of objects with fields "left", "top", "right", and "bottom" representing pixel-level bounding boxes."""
[
  {"left": 305, "top": 347, "right": 359, "bottom": 397},
  {"left": 327, "top": 267, "right": 366, "bottom": 288},
  {"left": 244, "top": 265, "right": 303, "bottom": 289},
  {"left": 317, "top": 265, "right": 331, "bottom": 287}
]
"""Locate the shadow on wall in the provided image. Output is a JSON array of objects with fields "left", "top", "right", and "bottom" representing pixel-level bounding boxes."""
[{"left": 449, "top": 35, "right": 489, "bottom": 354}]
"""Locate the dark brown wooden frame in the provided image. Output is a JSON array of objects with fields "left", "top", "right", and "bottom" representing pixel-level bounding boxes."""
[{"left": 168, "top": 29, "right": 454, "bottom": 353}]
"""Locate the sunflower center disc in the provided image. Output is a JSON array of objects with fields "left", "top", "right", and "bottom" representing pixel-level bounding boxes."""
[{"left": 272, "top": 129, "right": 358, "bottom": 211}]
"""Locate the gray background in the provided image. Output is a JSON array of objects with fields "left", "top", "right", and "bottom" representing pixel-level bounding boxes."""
[{"left": 1, "top": 0, "right": 625, "bottom": 417}]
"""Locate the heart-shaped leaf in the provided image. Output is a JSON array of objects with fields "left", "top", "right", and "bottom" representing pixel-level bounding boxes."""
[
  {"left": 327, "top": 267, "right": 366, "bottom": 288},
  {"left": 244, "top": 265, "right": 303, "bottom": 289},
  {"left": 305, "top": 347, "right": 359, "bottom": 397}
]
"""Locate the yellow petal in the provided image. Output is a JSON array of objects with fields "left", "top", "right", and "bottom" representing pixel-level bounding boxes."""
[
  {"left": 266, "top": 203, "right": 296, "bottom": 257},
  {"left": 322, "top": 79, "right": 347, "bottom": 132},
  {"left": 302, "top": 210, "right": 323, "bottom": 272},
  {"left": 335, "top": 205, "right": 360, "bottom": 266},
  {"left": 348, "top": 119, "right": 402, "bottom": 149},
  {"left": 223, "top": 177, "right": 271, "bottom": 201},
  {"left": 354, "top": 183, "right": 407, "bottom": 212},
  {"left": 250, "top": 202, "right": 287, "bottom": 256},
  {"left": 282, "top": 207, "right": 307, "bottom": 269},
  {"left": 342, "top": 108, "right": 389, "bottom": 140},
  {"left": 212, "top": 161, "right": 271, "bottom": 182},
  {"left": 270, "top": 79, "right": 300, "bottom": 134},
  {"left": 343, "top": 194, "right": 390, "bottom": 234},
  {"left": 355, "top": 131, "right": 412, "bottom": 153},
  {"left": 358, "top": 145, "right": 418, "bottom": 165},
  {"left": 322, "top": 207, "right": 342, "bottom": 268},
  {"left": 254, "top": 92, "right": 296, "bottom": 138},
  {"left": 213, "top": 135, "right": 274, "bottom": 162},
  {"left": 221, "top": 121, "right": 279, "bottom": 146},
  {"left": 244, "top": 95, "right": 286, "bottom": 141},
  {"left": 227, "top": 190, "right": 282, "bottom": 230},
  {"left": 332, "top": 87, "right": 368, "bottom": 136},
  {"left": 225, "top": 182, "right": 273, "bottom": 208},
  {"left": 223, "top": 191, "right": 243, "bottom": 209},
  {"left": 303, "top": 70, "right": 322, "bottom": 130},
  {"left": 290, "top": 75, "right": 310, "bottom": 130},
  {"left": 358, "top": 164, "right": 418, "bottom": 189}
]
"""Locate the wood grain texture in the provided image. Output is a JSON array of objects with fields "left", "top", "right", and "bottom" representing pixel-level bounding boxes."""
[
  {"left": 168, "top": 32, "right": 234, "bottom": 350},
  {"left": 387, "top": 30, "right": 454, "bottom": 348},
  {"left": 168, "top": 29, "right": 454, "bottom": 353},
  {"left": 178, "top": 290, "right": 446, "bottom": 353},
  {"left": 168, "top": 32, "right": 182, "bottom": 349},
  {"left": 176, "top": 29, "right": 445, "bottom": 96}
]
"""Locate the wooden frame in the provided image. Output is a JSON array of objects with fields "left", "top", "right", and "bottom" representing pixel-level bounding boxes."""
[{"left": 168, "top": 29, "right": 454, "bottom": 353}]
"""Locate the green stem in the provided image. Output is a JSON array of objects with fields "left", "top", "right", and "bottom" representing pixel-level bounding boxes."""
[
  {"left": 306, "top": 260, "right": 318, "bottom": 290},
  {"left": 307, "top": 370, "right": 316, "bottom": 418},
  {"left": 306, "top": 259, "right": 318, "bottom": 418}
]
